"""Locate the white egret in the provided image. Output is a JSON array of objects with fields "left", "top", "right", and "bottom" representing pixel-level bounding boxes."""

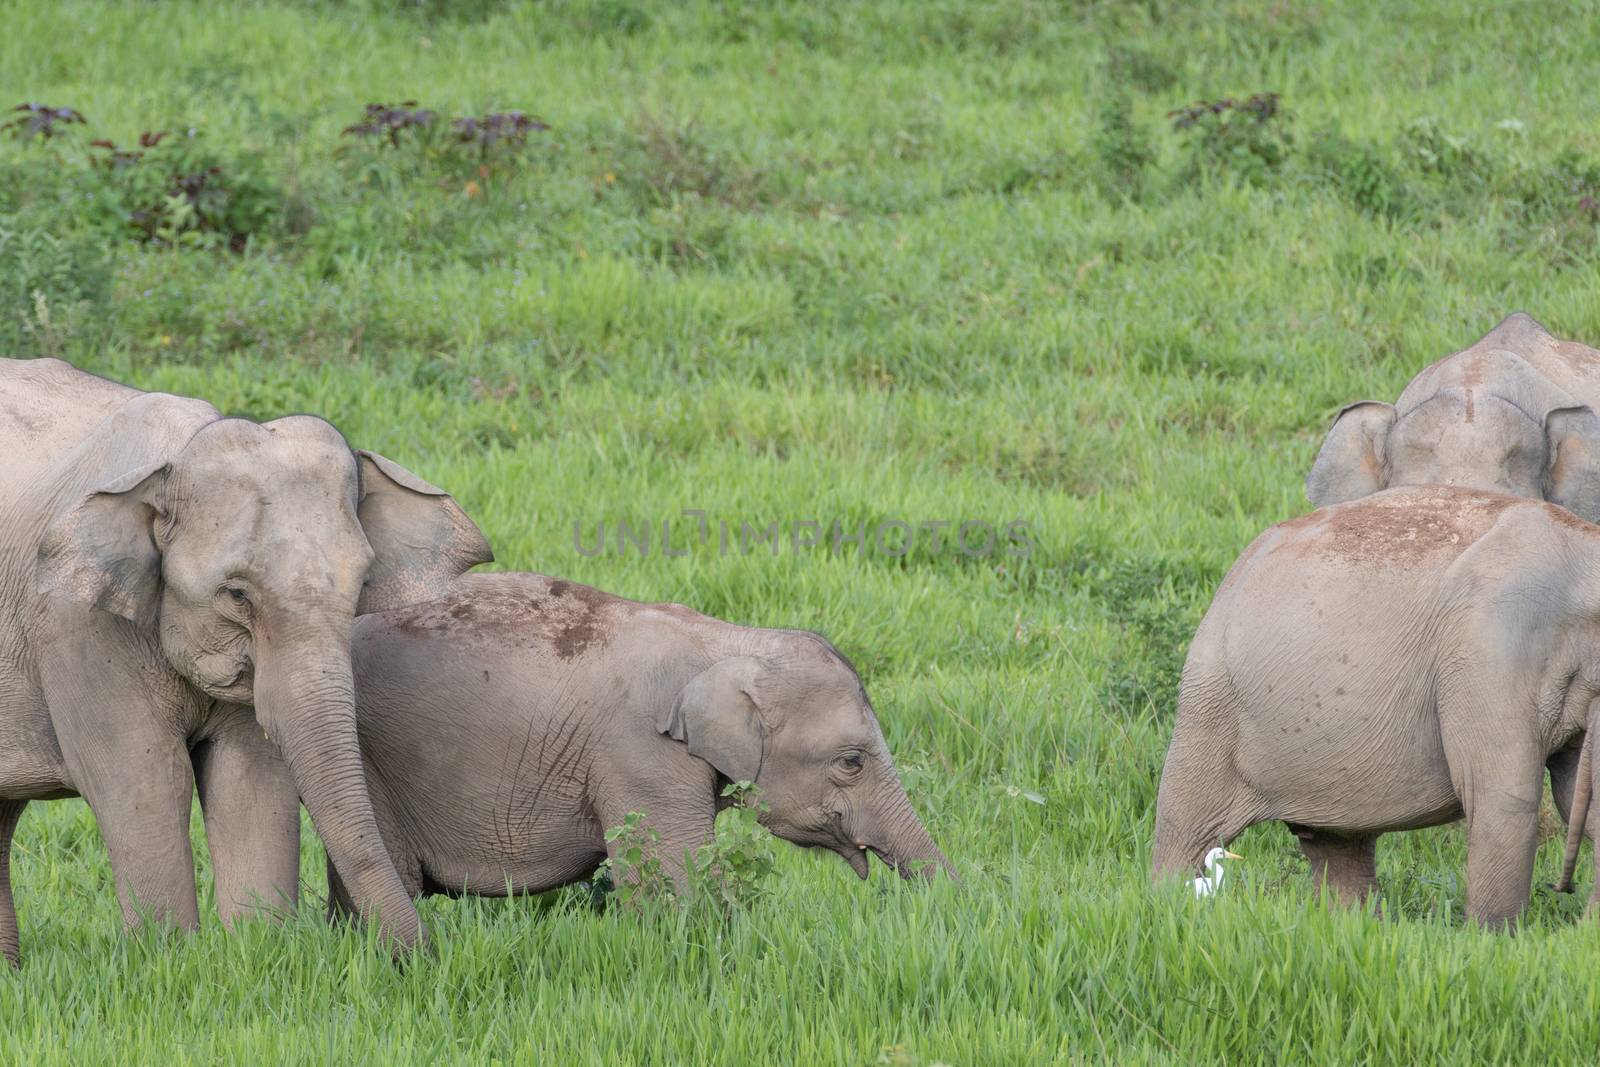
[{"left": 1193, "top": 847, "right": 1242, "bottom": 898}]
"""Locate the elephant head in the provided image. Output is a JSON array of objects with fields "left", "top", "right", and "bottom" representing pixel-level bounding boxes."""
[
  {"left": 1306, "top": 394, "right": 1600, "bottom": 520},
  {"left": 37, "top": 414, "right": 491, "bottom": 949},
  {"left": 658, "top": 633, "right": 953, "bottom": 881},
  {"left": 1307, "top": 315, "right": 1600, "bottom": 520}
]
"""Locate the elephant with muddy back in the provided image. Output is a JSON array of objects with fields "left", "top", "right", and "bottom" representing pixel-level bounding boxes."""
[
  {"left": 326, "top": 571, "right": 953, "bottom": 912},
  {"left": 1152, "top": 486, "right": 1600, "bottom": 927},
  {"left": 0, "top": 357, "right": 492, "bottom": 962},
  {"left": 1307, "top": 311, "right": 1600, "bottom": 842}
]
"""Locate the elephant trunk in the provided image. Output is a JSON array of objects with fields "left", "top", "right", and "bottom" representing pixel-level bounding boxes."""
[
  {"left": 1556, "top": 725, "right": 1595, "bottom": 894},
  {"left": 252, "top": 621, "right": 422, "bottom": 954},
  {"left": 865, "top": 784, "right": 956, "bottom": 883}
]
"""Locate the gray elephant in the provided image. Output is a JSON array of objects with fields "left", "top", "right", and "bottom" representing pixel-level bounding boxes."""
[
  {"left": 0, "top": 357, "right": 492, "bottom": 962},
  {"left": 1307, "top": 312, "right": 1600, "bottom": 521},
  {"left": 1152, "top": 485, "right": 1600, "bottom": 928},
  {"left": 325, "top": 571, "right": 952, "bottom": 912}
]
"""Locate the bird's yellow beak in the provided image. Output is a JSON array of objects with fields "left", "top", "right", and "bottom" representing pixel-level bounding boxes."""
[{"left": 1224, "top": 851, "right": 1243, "bottom": 860}]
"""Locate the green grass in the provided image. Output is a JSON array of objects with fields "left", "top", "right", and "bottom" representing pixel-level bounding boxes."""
[{"left": 4, "top": 0, "right": 1600, "bottom": 1062}]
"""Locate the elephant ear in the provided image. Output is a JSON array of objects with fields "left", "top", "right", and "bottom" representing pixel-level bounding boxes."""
[
  {"left": 1306, "top": 400, "right": 1397, "bottom": 507},
  {"left": 657, "top": 657, "right": 767, "bottom": 783},
  {"left": 355, "top": 450, "right": 494, "bottom": 614},
  {"left": 35, "top": 462, "right": 169, "bottom": 628},
  {"left": 1542, "top": 405, "right": 1600, "bottom": 522}
]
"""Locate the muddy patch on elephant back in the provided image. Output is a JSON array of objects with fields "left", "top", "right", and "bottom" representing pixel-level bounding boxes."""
[
  {"left": 386, "top": 583, "right": 615, "bottom": 660},
  {"left": 1282, "top": 488, "right": 1523, "bottom": 567}
]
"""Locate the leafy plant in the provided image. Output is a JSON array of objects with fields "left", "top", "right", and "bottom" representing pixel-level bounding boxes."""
[
  {"left": 0, "top": 211, "right": 111, "bottom": 354},
  {"left": 340, "top": 102, "right": 549, "bottom": 190},
  {"left": 596, "top": 811, "right": 676, "bottom": 910},
  {"left": 87, "top": 129, "right": 279, "bottom": 250},
  {"left": 88, "top": 130, "right": 169, "bottom": 171},
  {"left": 1169, "top": 92, "right": 1292, "bottom": 185},
  {"left": 688, "top": 782, "right": 778, "bottom": 918},
  {"left": 1304, "top": 126, "right": 1412, "bottom": 220},
  {"left": 2, "top": 102, "right": 86, "bottom": 142},
  {"left": 451, "top": 111, "right": 549, "bottom": 161},
  {"left": 341, "top": 102, "right": 438, "bottom": 148},
  {"left": 1400, "top": 116, "right": 1487, "bottom": 185}
]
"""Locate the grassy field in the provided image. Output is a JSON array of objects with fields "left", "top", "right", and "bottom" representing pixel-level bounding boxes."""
[{"left": 5, "top": 0, "right": 1600, "bottom": 1062}]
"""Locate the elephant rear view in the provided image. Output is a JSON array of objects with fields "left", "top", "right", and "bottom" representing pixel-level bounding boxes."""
[
  {"left": 0, "top": 357, "right": 492, "bottom": 962},
  {"left": 331, "top": 571, "right": 953, "bottom": 912},
  {"left": 1152, "top": 485, "right": 1600, "bottom": 928},
  {"left": 1307, "top": 313, "right": 1600, "bottom": 520}
]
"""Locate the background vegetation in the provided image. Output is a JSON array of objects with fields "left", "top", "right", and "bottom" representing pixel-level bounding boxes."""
[{"left": 4, "top": 0, "right": 1600, "bottom": 1062}]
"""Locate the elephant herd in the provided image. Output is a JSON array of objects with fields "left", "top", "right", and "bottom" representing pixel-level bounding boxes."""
[
  {"left": 1153, "top": 312, "right": 1600, "bottom": 928},
  {"left": 4, "top": 313, "right": 1593, "bottom": 965},
  {"left": 0, "top": 356, "right": 948, "bottom": 966}
]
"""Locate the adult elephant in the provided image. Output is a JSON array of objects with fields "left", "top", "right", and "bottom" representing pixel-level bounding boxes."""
[
  {"left": 1305, "top": 312, "right": 1600, "bottom": 884},
  {"left": 1306, "top": 312, "right": 1600, "bottom": 522},
  {"left": 0, "top": 357, "right": 491, "bottom": 963}
]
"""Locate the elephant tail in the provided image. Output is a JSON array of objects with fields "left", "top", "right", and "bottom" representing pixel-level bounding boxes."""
[{"left": 1555, "top": 726, "right": 1594, "bottom": 894}]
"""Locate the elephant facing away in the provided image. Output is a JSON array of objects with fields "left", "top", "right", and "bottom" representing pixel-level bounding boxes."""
[
  {"left": 327, "top": 572, "right": 953, "bottom": 912},
  {"left": 1307, "top": 312, "right": 1600, "bottom": 522},
  {"left": 1152, "top": 486, "right": 1600, "bottom": 928},
  {"left": 0, "top": 357, "right": 492, "bottom": 962}
]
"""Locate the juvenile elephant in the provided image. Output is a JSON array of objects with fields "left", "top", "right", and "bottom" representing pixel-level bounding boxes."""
[
  {"left": 1152, "top": 486, "right": 1600, "bottom": 928},
  {"left": 1307, "top": 313, "right": 1600, "bottom": 521},
  {"left": 0, "top": 357, "right": 492, "bottom": 962},
  {"left": 328, "top": 572, "right": 953, "bottom": 911}
]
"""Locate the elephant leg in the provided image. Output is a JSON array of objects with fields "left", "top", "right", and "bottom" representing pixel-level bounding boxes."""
[
  {"left": 1151, "top": 693, "right": 1257, "bottom": 881},
  {"left": 1444, "top": 733, "right": 1543, "bottom": 930},
  {"left": 1294, "top": 828, "right": 1381, "bottom": 908},
  {"left": 0, "top": 800, "right": 26, "bottom": 966},
  {"left": 38, "top": 607, "right": 204, "bottom": 932},
  {"left": 192, "top": 707, "right": 300, "bottom": 927},
  {"left": 75, "top": 733, "right": 201, "bottom": 932}
]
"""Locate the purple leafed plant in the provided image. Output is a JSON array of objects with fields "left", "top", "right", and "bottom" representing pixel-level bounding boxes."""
[
  {"left": 341, "top": 102, "right": 438, "bottom": 147},
  {"left": 451, "top": 111, "right": 550, "bottom": 157},
  {"left": 2, "top": 103, "right": 87, "bottom": 140}
]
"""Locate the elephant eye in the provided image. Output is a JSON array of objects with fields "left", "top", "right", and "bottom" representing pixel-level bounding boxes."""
[
  {"left": 218, "top": 583, "right": 253, "bottom": 612},
  {"left": 836, "top": 752, "right": 865, "bottom": 773}
]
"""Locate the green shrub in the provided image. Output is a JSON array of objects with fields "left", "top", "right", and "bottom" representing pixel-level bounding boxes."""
[
  {"left": 84, "top": 129, "right": 280, "bottom": 250},
  {"left": 1400, "top": 116, "right": 1488, "bottom": 185},
  {"left": 688, "top": 782, "right": 778, "bottom": 919},
  {"left": 1303, "top": 126, "right": 1413, "bottom": 220},
  {"left": 595, "top": 812, "right": 676, "bottom": 910},
  {"left": 1170, "top": 92, "right": 1293, "bottom": 186},
  {"left": 0, "top": 209, "right": 111, "bottom": 355}
]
